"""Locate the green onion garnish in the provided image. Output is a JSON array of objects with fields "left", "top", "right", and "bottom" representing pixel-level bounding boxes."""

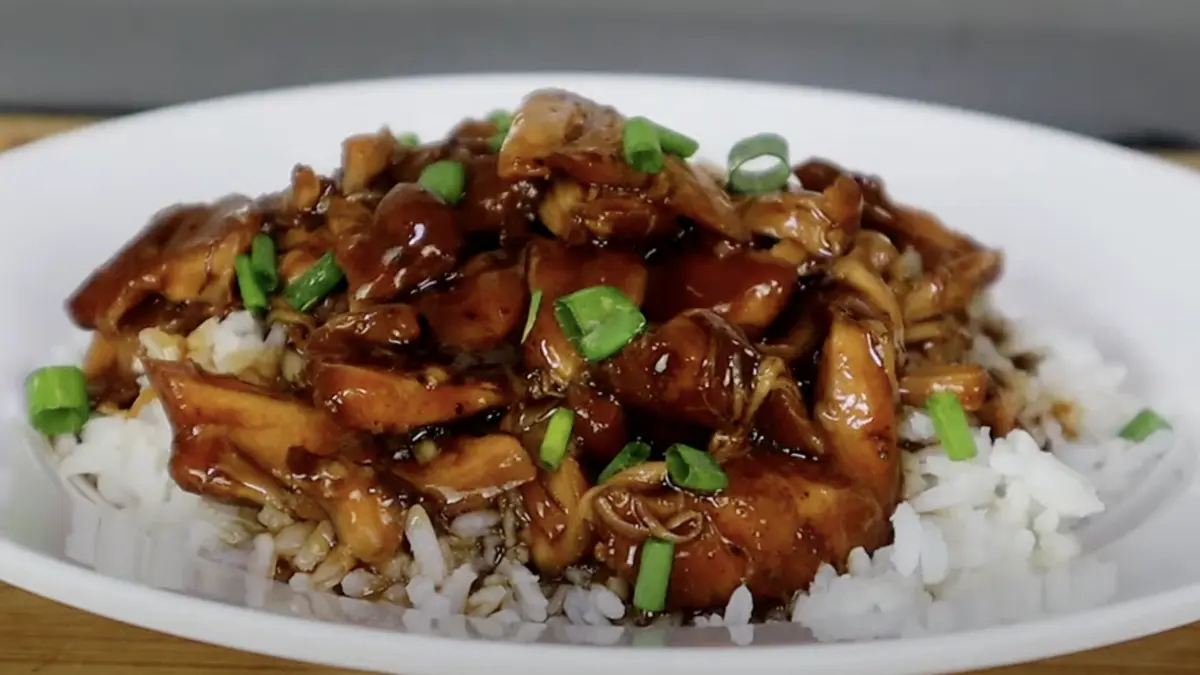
[
  {"left": 417, "top": 160, "right": 466, "bottom": 205},
  {"left": 656, "top": 124, "right": 699, "bottom": 159},
  {"left": 926, "top": 391, "right": 976, "bottom": 461},
  {"left": 665, "top": 443, "right": 729, "bottom": 493},
  {"left": 538, "top": 407, "right": 576, "bottom": 471},
  {"left": 26, "top": 366, "right": 89, "bottom": 436},
  {"left": 234, "top": 254, "right": 268, "bottom": 312},
  {"left": 1118, "top": 408, "right": 1171, "bottom": 442},
  {"left": 488, "top": 133, "right": 507, "bottom": 153},
  {"left": 250, "top": 233, "right": 278, "bottom": 292},
  {"left": 395, "top": 132, "right": 419, "bottom": 147},
  {"left": 632, "top": 538, "right": 674, "bottom": 613},
  {"left": 521, "top": 289, "right": 543, "bottom": 344},
  {"left": 598, "top": 441, "right": 652, "bottom": 484},
  {"left": 282, "top": 251, "right": 345, "bottom": 312},
  {"left": 623, "top": 117, "right": 665, "bottom": 174},
  {"left": 553, "top": 286, "right": 647, "bottom": 363},
  {"left": 487, "top": 109, "right": 514, "bottom": 132},
  {"left": 727, "top": 132, "right": 791, "bottom": 194}
]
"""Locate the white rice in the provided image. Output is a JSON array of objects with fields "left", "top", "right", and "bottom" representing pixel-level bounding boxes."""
[{"left": 42, "top": 305, "right": 1185, "bottom": 642}]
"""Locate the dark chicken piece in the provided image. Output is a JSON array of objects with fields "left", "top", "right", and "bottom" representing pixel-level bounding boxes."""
[
  {"left": 564, "top": 384, "right": 628, "bottom": 464},
  {"left": 523, "top": 239, "right": 648, "bottom": 387},
  {"left": 499, "top": 89, "right": 748, "bottom": 241},
  {"left": 68, "top": 197, "right": 261, "bottom": 333},
  {"left": 305, "top": 303, "right": 422, "bottom": 361},
  {"left": 392, "top": 434, "right": 537, "bottom": 505},
  {"left": 416, "top": 252, "right": 527, "bottom": 351},
  {"left": 538, "top": 179, "right": 676, "bottom": 244},
  {"left": 590, "top": 311, "right": 899, "bottom": 609},
  {"left": 738, "top": 174, "right": 863, "bottom": 275},
  {"left": 145, "top": 359, "right": 406, "bottom": 564},
  {"left": 458, "top": 154, "right": 543, "bottom": 241},
  {"left": 644, "top": 247, "right": 798, "bottom": 338},
  {"left": 311, "top": 362, "right": 510, "bottom": 435},
  {"left": 521, "top": 455, "right": 594, "bottom": 575},
  {"left": 335, "top": 183, "right": 462, "bottom": 307}
]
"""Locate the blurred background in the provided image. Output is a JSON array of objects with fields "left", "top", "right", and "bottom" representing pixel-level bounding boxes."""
[{"left": 0, "top": 0, "right": 1197, "bottom": 148}]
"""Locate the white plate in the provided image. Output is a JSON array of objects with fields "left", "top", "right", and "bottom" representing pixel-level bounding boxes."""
[{"left": 1, "top": 73, "right": 1199, "bottom": 675}]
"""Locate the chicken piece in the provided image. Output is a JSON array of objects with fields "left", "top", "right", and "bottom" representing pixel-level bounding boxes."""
[
  {"left": 289, "top": 164, "right": 324, "bottom": 213},
  {"left": 393, "top": 434, "right": 537, "bottom": 505},
  {"left": 565, "top": 385, "right": 628, "bottom": 464},
  {"left": 306, "top": 304, "right": 422, "bottom": 361},
  {"left": 593, "top": 452, "right": 890, "bottom": 610},
  {"left": 847, "top": 229, "right": 901, "bottom": 275},
  {"left": 644, "top": 247, "right": 798, "bottom": 337},
  {"left": 902, "top": 249, "right": 1003, "bottom": 323},
  {"left": 311, "top": 362, "right": 510, "bottom": 434},
  {"left": 68, "top": 197, "right": 261, "bottom": 333},
  {"left": 899, "top": 364, "right": 989, "bottom": 412},
  {"left": 81, "top": 331, "right": 142, "bottom": 408},
  {"left": 146, "top": 359, "right": 405, "bottom": 563},
  {"left": 458, "top": 154, "right": 543, "bottom": 239},
  {"left": 602, "top": 310, "right": 762, "bottom": 429},
  {"left": 521, "top": 456, "right": 594, "bottom": 575},
  {"left": 416, "top": 252, "right": 526, "bottom": 351},
  {"left": 739, "top": 174, "right": 862, "bottom": 274},
  {"left": 169, "top": 430, "right": 325, "bottom": 521},
  {"left": 499, "top": 90, "right": 747, "bottom": 242},
  {"left": 752, "top": 378, "right": 829, "bottom": 457},
  {"left": 335, "top": 183, "right": 462, "bottom": 307},
  {"left": 523, "top": 239, "right": 648, "bottom": 387},
  {"left": 341, "top": 129, "right": 397, "bottom": 194},
  {"left": 538, "top": 179, "right": 676, "bottom": 244}
]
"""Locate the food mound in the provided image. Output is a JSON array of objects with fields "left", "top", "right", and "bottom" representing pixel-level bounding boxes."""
[{"left": 35, "top": 88, "right": 1033, "bottom": 620}]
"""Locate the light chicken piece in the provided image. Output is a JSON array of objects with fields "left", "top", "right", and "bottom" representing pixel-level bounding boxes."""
[
  {"left": 416, "top": 252, "right": 527, "bottom": 351},
  {"left": 899, "top": 363, "right": 989, "bottom": 412},
  {"left": 739, "top": 174, "right": 863, "bottom": 274},
  {"left": 341, "top": 129, "right": 397, "bottom": 194},
  {"left": 68, "top": 197, "right": 261, "bottom": 333},
  {"left": 310, "top": 362, "right": 510, "bottom": 435},
  {"left": 538, "top": 179, "right": 676, "bottom": 244},
  {"left": 393, "top": 434, "right": 537, "bottom": 504},
  {"left": 902, "top": 249, "right": 1004, "bottom": 323},
  {"left": 520, "top": 456, "right": 594, "bottom": 575},
  {"left": 523, "top": 239, "right": 648, "bottom": 386}
]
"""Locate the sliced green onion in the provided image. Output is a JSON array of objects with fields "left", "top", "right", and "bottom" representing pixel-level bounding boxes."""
[
  {"left": 521, "top": 289, "right": 543, "bottom": 344},
  {"left": 487, "top": 132, "right": 507, "bottom": 154},
  {"left": 599, "top": 441, "right": 652, "bottom": 484},
  {"left": 26, "top": 366, "right": 89, "bottom": 436},
  {"left": 727, "top": 132, "right": 790, "bottom": 194},
  {"left": 633, "top": 538, "right": 674, "bottom": 613},
  {"left": 539, "top": 407, "right": 576, "bottom": 471},
  {"left": 417, "top": 160, "right": 466, "bottom": 205},
  {"left": 1118, "top": 408, "right": 1171, "bottom": 442},
  {"left": 926, "top": 391, "right": 976, "bottom": 461},
  {"left": 234, "top": 254, "right": 268, "bottom": 312},
  {"left": 623, "top": 117, "right": 664, "bottom": 174},
  {"left": 395, "top": 132, "right": 419, "bottom": 147},
  {"left": 553, "top": 286, "right": 647, "bottom": 363},
  {"left": 655, "top": 124, "right": 699, "bottom": 159},
  {"left": 665, "top": 443, "right": 729, "bottom": 493},
  {"left": 250, "top": 234, "right": 278, "bottom": 292},
  {"left": 487, "top": 109, "right": 514, "bottom": 133},
  {"left": 282, "top": 251, "right": 345, "bottom": 312}
]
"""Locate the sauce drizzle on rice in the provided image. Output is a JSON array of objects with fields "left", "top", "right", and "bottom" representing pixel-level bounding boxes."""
[{"left": 29, "top": 88, "right": 1176, "bottom": 638}]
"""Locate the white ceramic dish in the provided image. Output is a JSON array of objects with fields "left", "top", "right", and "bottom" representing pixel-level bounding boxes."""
[{"left": 1, "top": 73, "right": 1199, "bottom": 675}]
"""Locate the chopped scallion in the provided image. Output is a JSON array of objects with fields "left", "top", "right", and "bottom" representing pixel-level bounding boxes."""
[
  {"left": 655, "top": 123, "right": 699, "bottom": 159},
  {"left": 487, "top": 109, "right": 514, "bottom": 133},
  {"left": 1118, "top": 408, "right": 1171, "bottom": 442},
  {"left": 417, "top": 160, "right": 467, "bottom": 205},
  {"left": 488, "top": 132, "right": 507, "bottom": 153},
  {"left": 539, "top": 407, "right": 576, "bottom": 471},
  {"left": 727, "top": 132, "right": 790, "bottom": 194},
  {"left": 395, "top": 132, "right": 419, "bottom": 147},
  {"left": 250, "top": 233, "right": 278, "bottom": 292},
  {"left": 633, "top": 538, "right": 674, "bottom": 613},
  {"left": 521, "top": 289, "right": 543, "bottom": 343},
  {"left": 622, "top": 117, "right": 665, "bottom": 174},
  {"left": 598, "top": 441, "right": 652, "bottom": 484},
  {"left": 925, "top": 391, "right": 976, "bottom": 461},
  {"left": 26, "top": 365, "right": 89, "bottom": 436},
  {"left": 553, "top": 286, "right": 647, "bottom": 362},
  {"left": 665, "top": 443, "right": 729, "bottom": 493},
  {"left": 282, "top": 251, "right": 345, "bottom": 312},
  {"left": 234, "top": 254, "right": 268, "bottom": 312}
]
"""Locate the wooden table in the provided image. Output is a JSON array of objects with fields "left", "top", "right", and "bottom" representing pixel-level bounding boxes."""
[{"left": 1, "top": 115, "right": 1198, "bottom": 675}]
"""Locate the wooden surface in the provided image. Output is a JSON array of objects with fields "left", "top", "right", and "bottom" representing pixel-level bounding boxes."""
[{"left": 1, "top": 114, "right": 1198, "bottom": 675}]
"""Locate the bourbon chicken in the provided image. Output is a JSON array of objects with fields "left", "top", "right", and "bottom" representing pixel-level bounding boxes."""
[{"left": 56, "top": 89, "right": 1006, "bottom": 615}]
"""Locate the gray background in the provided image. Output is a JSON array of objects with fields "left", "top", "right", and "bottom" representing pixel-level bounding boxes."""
[{"left": 2, "top": 0, "right": 1197, "bottom": 144}]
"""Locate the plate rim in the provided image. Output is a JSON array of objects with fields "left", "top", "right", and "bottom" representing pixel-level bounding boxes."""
[{"left": 2, "top": 70, "right": 1199, "bottom": 674}]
